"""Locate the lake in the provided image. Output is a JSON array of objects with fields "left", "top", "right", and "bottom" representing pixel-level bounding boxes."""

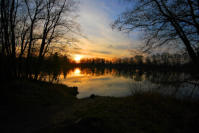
[{"left": 41, "top": 67, "right": 199, "bottom": 99}]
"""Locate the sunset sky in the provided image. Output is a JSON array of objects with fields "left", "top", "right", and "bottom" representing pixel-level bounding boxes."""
[{"left": 69, "top": 0, "right": 142, "bottom": 59}]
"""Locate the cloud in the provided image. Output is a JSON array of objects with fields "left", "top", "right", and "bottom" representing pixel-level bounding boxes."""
[
  {"left": 70, "top": 0, "right": 142, "bottom": 59},
  {"left": 90, "top": 50, "right": 112, "bottom": 55}
]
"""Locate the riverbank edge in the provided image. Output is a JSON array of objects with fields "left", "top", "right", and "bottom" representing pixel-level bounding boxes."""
[{"left": 1, "top": 80, "right": 199, "bottom": 133}]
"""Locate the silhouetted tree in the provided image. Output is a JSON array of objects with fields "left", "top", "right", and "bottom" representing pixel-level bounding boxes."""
[
  {"left": 0, "top": 0, "right": 19, "bottom": 78},
  {"left": 134, "top": 55, "right": 143, "bottom": 65},
  {"left": 0, "top": 0, "right": 79, "bottom": 80},
  {"left": 113, "top": 0, "right": 199, "bottom": 66},
  {"left": 34, "top": 0, "right": 78, "bottom": 79}
]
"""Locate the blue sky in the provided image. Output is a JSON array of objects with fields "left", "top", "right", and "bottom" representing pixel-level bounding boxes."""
[{"left": 69, "top": 0, "right": 142, "bottom": 59}]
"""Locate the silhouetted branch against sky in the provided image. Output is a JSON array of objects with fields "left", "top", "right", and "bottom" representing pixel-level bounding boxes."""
[
  {"left": 112, "top": 0, "right": 199, "bottom": 64},
  {"left": 2, "top": 0, "right": 198, "bottom": 61}
]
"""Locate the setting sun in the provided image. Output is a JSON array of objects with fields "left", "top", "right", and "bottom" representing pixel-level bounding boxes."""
[{"left": 74, "top": 55, "right": 82, "bottom": 62}]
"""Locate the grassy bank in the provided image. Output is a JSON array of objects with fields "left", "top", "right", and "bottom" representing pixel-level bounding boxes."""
[
  {"left": 1, "top": 80, "right": 199, "bottom": 133},
  {"left": 71, "top": 94, "right": 199, "bottom": 133},
  {"left": 1, "top": 80, "right": 78, "bottom": 133},
  {"left": 1, "top": 80, "right": 78, "bottom": 106}
]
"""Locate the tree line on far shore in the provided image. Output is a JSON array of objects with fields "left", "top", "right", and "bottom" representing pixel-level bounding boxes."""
[{"left": 78, "top": 53, "right": 191, "bottom": 69}]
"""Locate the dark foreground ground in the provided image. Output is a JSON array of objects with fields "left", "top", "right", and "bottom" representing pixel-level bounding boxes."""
[{"left": 1, "top": 80, "right": 199, "bottom": 133}]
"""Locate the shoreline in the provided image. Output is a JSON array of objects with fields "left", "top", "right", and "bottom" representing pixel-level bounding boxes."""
[{"left": 1, "top": 80, "right": 199, "bottom": 133}]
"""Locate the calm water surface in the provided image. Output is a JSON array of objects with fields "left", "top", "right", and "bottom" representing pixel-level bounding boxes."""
[{"left": 54, "top": 68, "right": 199, "bottom": 99}]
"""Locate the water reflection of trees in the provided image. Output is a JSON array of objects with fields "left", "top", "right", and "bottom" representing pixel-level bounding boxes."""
[
  {"left": 79, "top": 68, "right": 188, "bottom": 85},
  {"left": 38, "top": 66, "right": 199, "bottom": 99},
  {"left": 39, "top": 67, "right": 192, "bottom": 84}
]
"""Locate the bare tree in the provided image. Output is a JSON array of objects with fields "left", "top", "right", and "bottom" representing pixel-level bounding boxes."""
[
  {"left": 112, "top": 0, "right": 199, "bottom": 66},
  {"left": 0, "top": 0, "right": 18, "bottom": 57},
  {"left": 0, "top": 0, "right": 20, "bottom": 78},
  {"left": 0, "top": 0, "right": 79, "bottom": 79},
  {"left": 33, "top": 0, "right": 78, "bottom": 79},
  {"left": 24, "top": 0, "right": 44, "bottom": 60}
]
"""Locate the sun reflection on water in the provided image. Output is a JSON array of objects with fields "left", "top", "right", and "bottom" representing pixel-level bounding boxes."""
[
  {"left": 72, "top": 68, "right": 82, "bottom": 77},
  {"left": 59, "top": 67, "right": 198, "bottom": 99}
]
